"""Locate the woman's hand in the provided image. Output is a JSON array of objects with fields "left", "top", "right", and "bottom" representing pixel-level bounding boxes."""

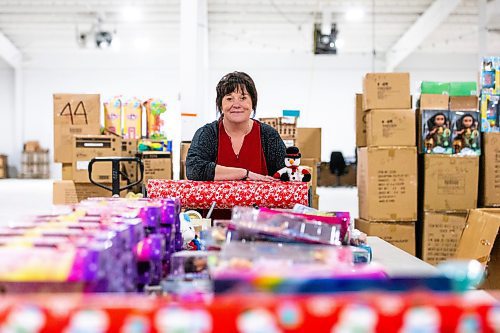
[{"left": 247, "top": 171, "right": 278, "bottom": 181}]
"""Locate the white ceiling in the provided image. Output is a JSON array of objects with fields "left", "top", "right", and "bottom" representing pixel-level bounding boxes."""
[{"left": 0, "top": 0, "right": 499, "bottom": 59}]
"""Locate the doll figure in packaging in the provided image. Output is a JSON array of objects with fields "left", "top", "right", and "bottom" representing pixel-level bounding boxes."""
[
  {"left": 424, "top": 112, "right": 451, "bottom": 154},
  {"left": 453, "top": 113, "right": 480, "bottom": 155}
]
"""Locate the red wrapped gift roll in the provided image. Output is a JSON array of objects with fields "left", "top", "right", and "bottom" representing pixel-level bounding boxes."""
[{"left": 147, "top": 180, "right": 309, "bottom": 209}]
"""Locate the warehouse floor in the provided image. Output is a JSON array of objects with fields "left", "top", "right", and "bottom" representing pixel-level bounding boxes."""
[{"left": 0, "top": 179, "right": 359, "bottom": 220}]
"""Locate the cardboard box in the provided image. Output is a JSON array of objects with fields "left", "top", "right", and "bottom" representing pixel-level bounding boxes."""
[
  {"left": 482, "top": 232, "right": 500, "bottom": 289},
  {"left": 449, "top": 96, "right": 478, "bottom": 111},
  {"left": 449, "top": 82, "right": 477, "bottom": 97},
  {"left": 357, "top": 147, "right": 417, "bottom": 221},
  {"left": 455, "top": 209, "right": 500, "bottom": 266},
  {"left": 72, "top": 135, "right": 121, "bottom": 183},
  {"left": 142, "top": 151, "right": 173, "bottom": 182},
  {"left": 423, "top": 155, "right": 479, "bottom": 211},
  {"left": 365, "top": 109, "right": 415, "bottom": 146},
  {"left": 53, "top": 94, "right": 101, "bottom": 163},
  {"left": 312, "top": 194, "right": 319, "bottom": 210},
  {"left": 355, "top": 94, "right": 366, "bottom": 147},
  {"left": 296, "top": 128, "right": 321, "bottom": 160},
  {"left": 481, "top": 133, "right": 500, "bottom": 206},
  {"left": 422, "top": 211, "right": 467, "bottom": 265},
  {"left": 301, "top": 158, "right": 319, "bottom": 195},
  {"left": 419, "top": 94, "right": 449, "bottom": 110},
  {"left": 0, "top": 155, "right": 7, "bottom": 178},
  {"left": 53, "top": 180, "right": 126, "bottom": 205},
  {"left": 355, "top": 218, "right": 415, "bottom": 256},
  {"left": 420, "top": 82, "right": 450, "bottom": 95},
  {"left": 180, "top": 141, "right": 192, "bottom": 180},
  {"left": 363, "top": 73, "right": 411, "bottom": 110},
  {"left": 122, "top": 139, "right": 139, "bottom": 183},
  {"left": 62, "top": 163, "right": 73, "bottom": 180},
  {"left": 338, "top": 164, "right": 357, "bottom": 187},
  {"left": 23, "top": 141, "right": 41, "bottom": 152}
]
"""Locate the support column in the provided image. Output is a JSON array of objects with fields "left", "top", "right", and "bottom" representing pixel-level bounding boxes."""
[
  {"left": 13, "top": 67, "right": 23, "bottom": 177},
  {"left": 179, "top": 0, "right": 209, "bottom": 141},
  {"left": 478, "top": 0, "right": 488, "bottom": 62}
]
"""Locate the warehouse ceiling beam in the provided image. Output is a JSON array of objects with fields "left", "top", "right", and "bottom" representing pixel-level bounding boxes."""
[
  {"left": 0, "top": 30, "right": 22, "bottom": 69},
  {"left": 385, "top": 0, "right": 461, "bottom": 72}
]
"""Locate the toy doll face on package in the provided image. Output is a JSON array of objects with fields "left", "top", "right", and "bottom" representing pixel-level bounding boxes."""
[
  {"left": 451, "top": 111, "right": 481, "bottom": 156},
  {"left": 421, "top": 110, "right": 452, "bottom": 154}
]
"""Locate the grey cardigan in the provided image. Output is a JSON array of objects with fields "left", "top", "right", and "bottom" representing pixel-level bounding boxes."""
[{"left": 186, "top": 120, "right": 286, "bottom": 181}]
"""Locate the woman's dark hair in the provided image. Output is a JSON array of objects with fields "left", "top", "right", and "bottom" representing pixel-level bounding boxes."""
[{"left": 216, "top": 71, "right": 258, "bottom": 117}]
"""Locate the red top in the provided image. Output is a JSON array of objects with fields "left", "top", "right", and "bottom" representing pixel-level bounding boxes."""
[{"left": 217, "top": 120, "right": 268, "bottom": 176}]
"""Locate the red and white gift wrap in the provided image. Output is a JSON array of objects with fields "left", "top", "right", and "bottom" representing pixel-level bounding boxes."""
[{"left": 147, "top": 180, "right": 309, "bottom": 209}]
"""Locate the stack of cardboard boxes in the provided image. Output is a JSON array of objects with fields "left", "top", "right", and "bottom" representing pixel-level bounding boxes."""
[
  {"left": 0, "top": 155, "right": 7, "bottom": 179},
  {"left": 418, "top": 92, "right": 480, "bottom": 265},
  {"left": 259, "top": 116, "right": 298, "bottom": 147},
  {"left": 179, "top": 141, "right": 191, "bottom": 180},
  {"left": 20, "top": 141, "right": 50, "bottom": 179},
  {"left": 52, "top": 94, "right": 172, "bottom": 205},
  {"left": 296, "top": 128, "right": 321, "bottom": 209},
  {"left": 355, "top": 73, "right": 417, "bottom": 255},
  {"left": 259, "top": 116, "right": 321, "bottom": 209}
]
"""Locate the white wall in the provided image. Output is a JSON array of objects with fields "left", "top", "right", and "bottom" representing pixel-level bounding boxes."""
[
  {"left": 0, "top": 51, "right": 481, "bottom": 179},
  {"left": 0, "top": 66, "right": 15, "bottom": 173}
]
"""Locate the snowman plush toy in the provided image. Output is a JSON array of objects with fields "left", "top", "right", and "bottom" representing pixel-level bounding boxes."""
[{"left": 273, "top": 146, "right": 311, "bottom": 182}]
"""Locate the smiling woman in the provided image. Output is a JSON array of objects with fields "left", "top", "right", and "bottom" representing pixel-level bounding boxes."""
[{"left": 186, "top": 71, "right": 286, "bottom": 181}]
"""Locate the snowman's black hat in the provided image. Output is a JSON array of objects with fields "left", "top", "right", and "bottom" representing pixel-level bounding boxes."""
[{"left": 285, "top": 146, "right": 301, "bottom": 158}]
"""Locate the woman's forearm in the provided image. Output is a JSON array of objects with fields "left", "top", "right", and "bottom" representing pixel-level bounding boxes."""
[{"left": 214, "top": 165, "right": 247, "bottom": 180}]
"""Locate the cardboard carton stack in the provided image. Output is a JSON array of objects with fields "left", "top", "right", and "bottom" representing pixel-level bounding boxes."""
[
  {"left": 180, "top": 141, "right": 191, "bottom": 180},
  {"left": 0, "top": 155, "right": 7, "bottom": 179},
  {"left": 259, "top": 116, "right": 298, "bottom": 147},
  {"left": 296, "top": 127, "right": 321, "bottom": 209},
  {"left": 259, "top": 115, "right": 321, "bottom": 209},
  {"left": 20, "top": 141, "right": 50, "bottom": 179},
  {"left": 417, "top": 85, "right": 480, "bottom": 265},
  {"left": 355, "top": 73, "right": 417, "bottom": 255}
]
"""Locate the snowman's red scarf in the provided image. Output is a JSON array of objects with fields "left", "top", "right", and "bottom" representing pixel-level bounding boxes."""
[{"left": 289, "top": 165, "right": 299, "bottom": 173}]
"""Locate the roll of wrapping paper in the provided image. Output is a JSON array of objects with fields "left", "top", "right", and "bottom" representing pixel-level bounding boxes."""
[{"left": 146, "top": 180, "right": 310, "bottom": 209}]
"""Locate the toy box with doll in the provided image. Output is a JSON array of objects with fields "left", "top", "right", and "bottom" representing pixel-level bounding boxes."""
[
  {"left": 450, "top": 111, "right": 481, "bottom": 156},
  {"left": 421, "top": 110, "right": 453, "bottom": 154}
]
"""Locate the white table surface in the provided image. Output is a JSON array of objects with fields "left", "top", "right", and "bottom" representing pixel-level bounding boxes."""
[{"left": 367, "top": 236, "right": 438, "bottom": 277}]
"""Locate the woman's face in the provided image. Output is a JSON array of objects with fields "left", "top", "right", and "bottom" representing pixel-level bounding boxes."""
[{"left": 221, "top": 87, "right": 253, "bottom": 124}]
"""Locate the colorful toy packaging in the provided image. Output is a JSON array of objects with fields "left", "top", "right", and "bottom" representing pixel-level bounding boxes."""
[
  {"left": 481, "top": 56, "right": 499, "bottom": 94},
  {"left": 143, "top": 98, "right": 167, "bottom": 139},
  {"left": 421, "top": 110, "right": 453, "bottom": 154},
  {"left": 451, "top": 111, "right": 481, "bottom": 156},
  {"left": 103, "top": 96, "right": 122, "bottom": 136},
  {"left": 481, "top": 93, "right": 500, "bottom": 132},
  {"left": 123, "top": 97, "right": 142, "bottom": 139}
]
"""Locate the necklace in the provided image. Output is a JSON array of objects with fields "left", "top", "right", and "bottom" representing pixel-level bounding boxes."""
[{"left": 225, "top": 120, "right": 252, "bottom": 159}]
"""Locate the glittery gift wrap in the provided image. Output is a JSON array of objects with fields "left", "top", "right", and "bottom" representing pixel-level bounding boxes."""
[{"left": 147, "top": 180, "right": 309, "bottom": 209}]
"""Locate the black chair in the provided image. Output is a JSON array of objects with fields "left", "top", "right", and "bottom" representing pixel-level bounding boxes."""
[{"left": 329, "top": 151, "right": 347, "bottom": 186}]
